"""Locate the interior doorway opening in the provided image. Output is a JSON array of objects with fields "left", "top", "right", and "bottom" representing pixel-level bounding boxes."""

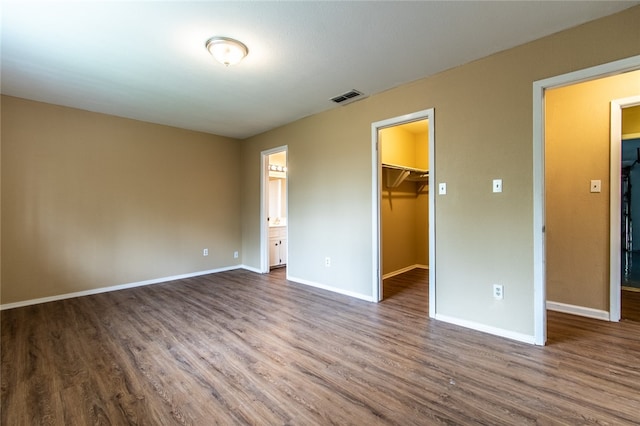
[
  {"left": 617, "top": 102, "right": 640, "bottom": 323},
  {"left": 260, "top": 146, "right": 288, "bottom": 274},
  {"left": 372, "top": 109, "right": 435, "bottom": 318},
  {"left": 533, "top": 55, "right": 640, "bottom": 345},
  {"left": 621, "top": 114, "right": 640, "bottom": 291},
  {"left": 380, "top": 120, "right": 429, "bottom": 289}
]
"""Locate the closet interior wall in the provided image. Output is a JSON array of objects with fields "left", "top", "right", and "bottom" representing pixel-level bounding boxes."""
[{"left": 380, "top": 121, "right": 429, "bottom": 278}]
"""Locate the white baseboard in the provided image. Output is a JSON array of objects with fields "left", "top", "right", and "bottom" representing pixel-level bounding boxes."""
[
  {"left": 546, "top": 301, "right": 610, "bottom": 321},
  {"left": 240, "top": 264, "right": 263, "bottom": 274},
  {"left": 0, "top": 265, "right": 245, "bottom": 311},
  {"left": 435, "top": 313, "right": 537, "bottom": 345},
  {"left": 383, "top": 264, "right": 429, "bottom": 280},
  {"left": 286, "top": 275, "right": 376, "bottom": 302}
]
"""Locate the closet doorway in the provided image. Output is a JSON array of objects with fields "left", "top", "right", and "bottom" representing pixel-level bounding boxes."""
[
  {"left": 372, "top": 109, "right": 435, "bottom": 317},
  {"left": 261, "top": 147, "right": 288, "bottom": 273}
]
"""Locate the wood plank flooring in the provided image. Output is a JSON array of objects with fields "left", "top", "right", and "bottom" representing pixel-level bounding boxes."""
[
  {"left": 2, "top": 268, "right": 640, "bottom": 425},
  {"left": 622, "top": 289, "right": 640, "bottom": 322}
]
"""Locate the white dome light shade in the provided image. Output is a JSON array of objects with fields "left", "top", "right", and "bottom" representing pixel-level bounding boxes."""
[{"left": 205, "top": 37, "right": 249, "bottom": 66}]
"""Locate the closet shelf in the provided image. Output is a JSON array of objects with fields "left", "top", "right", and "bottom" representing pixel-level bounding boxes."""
[{"left": 382, "top": 163, "right": 429, "bottom": 190}]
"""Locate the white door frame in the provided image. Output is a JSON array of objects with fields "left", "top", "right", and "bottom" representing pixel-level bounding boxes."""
[
  {"left": 260, "top": 145, "right": 288, "bottom": 274},
  {"left": 371, "top": 108, "right": 436, "bottom": 318},
  {"left": 533, "top": 55, "right": 640, "bottom": 344},
  {"left": 611, "top": 95, "right": 640, "bottom": 321}
]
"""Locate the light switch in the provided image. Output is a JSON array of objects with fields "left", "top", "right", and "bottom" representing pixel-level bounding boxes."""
[
  {"left": 590, "top": 180, "right": 601, "bottom": 193},
  {"left": 438, "top": 183, "right": 447, "bottom": 195},
  {"left": 493, "top": 179, "right": 502, "bottom": 193}
]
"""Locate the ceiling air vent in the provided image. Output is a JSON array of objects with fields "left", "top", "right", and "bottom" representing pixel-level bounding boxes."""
[{"left": 330, "top": 89, "right": 365, "bottom": 105}]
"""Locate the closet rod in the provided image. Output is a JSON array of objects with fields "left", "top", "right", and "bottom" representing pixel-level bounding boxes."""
[{"left": 382, "top": 162, "right": 428, "bottom": 174}]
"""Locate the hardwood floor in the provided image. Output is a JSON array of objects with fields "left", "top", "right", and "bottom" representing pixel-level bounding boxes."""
[
  {"left": 622, "top": 289, "right": 640, "bottom": 322},
  {"left": 3, "top": 268, "right": 640, "bottom": 424}
]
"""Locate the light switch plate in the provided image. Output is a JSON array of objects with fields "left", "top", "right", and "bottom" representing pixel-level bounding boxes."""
[
  {"left": 590, "top": 180, "right": 601, "bottom": 193},
  {"left": 438, "top": 183, "right": 447, "bottom": 195},
  {"left": 493, "top": 179, "right": 502, "bottom": 193}
]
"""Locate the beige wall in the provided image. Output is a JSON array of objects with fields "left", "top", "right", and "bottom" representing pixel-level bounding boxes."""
[
  {"left": 546, "top": 71, "right": 640, "bottom": 310},
  {"left": 381, "top": 180, "right": 428, "bottom": 275},
  {"left": 241, "top": 6, "right": 640, "bottom": 337},
  {"left": 3, "top": 6, "right": 639, "bottom": 339},
  {"left": 1, "top": 96, "right": 242, "bottom": 304},
  {"left": 623, "top": 105, "right": 640, "bottom": 135},
  {"left": 380, "top": 124, "right": 429, "bottom": 275},
  {"left": 381, "top": 126, "right": 420, "bottom": 168}
]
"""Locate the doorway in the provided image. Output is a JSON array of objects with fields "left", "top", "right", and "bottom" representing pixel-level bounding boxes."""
[
  {"left": 616, "top": 102, "right": 640, "bottom": 322},
  {"left": 261, "top": 146, "right": 288, "bottom": 274},
  {"left": 371, "top": 108, "right": 435, "bottom": 318},
  {"left": 533, "top": 55, "right": 640, "bottom": 345}
]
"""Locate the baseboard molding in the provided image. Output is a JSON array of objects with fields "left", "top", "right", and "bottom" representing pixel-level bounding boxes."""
[
  {"left": 0, "top": 265, "right": 245, "bottom": 311},
  {"left": 546, "top": 301, "right": 610, "bottom": 321},
  {"left": 435, "top": 313, "right": 537, "bottom": 345},
  {"left": 383, "top": 264, "right": 429, "bottom": 280},
  {"left": 240, "top": 264, "right": 263, "bottom": 274},
  {"left": 286, "top": 275, "right": 376, "bottom": 302}
]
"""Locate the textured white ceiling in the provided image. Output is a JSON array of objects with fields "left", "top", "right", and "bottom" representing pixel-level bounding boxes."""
[{"left": 2, "top": 1, "right": 638, "bottom": 139}]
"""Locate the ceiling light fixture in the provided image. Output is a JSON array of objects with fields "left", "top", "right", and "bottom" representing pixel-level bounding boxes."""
[{"left": 205, "top": 36, "right": 249, "bottom": 66}]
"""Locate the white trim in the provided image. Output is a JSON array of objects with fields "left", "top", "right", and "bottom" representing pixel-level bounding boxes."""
[
  {"left": 435, "top": 314, "right": 536, "bottom": 345},
  {"left": 382, "top": 264, "right": 428, "bottom": 280},
  {"left": 532, "top": 79, "right": 547, "bottom": 346},
  {"left": 428, "top": 110, "right": 436, "bottom": 319},
  {"left": 260, "top": 146, "right": 288, "bottom": 274},
  {"left": 286, "top": 275, "right": 376, "bottom": 302},
  {"left": 533, "top": 54, "right": 640, "bottom": 345},
  {"left": 0, "top": 265, "right": 245, "bottom": 311},
  {"left": 611, "top": 96, "right": 640, "bottom": 322},
  {"left": 240, "top": 264, "right": 263, "bottom": 274},
  {"left": 371, "top": 109, "right": 435, "bottom": 314},
  {"left": 546, "top": 301, "right": 610, "bottom": 321},
  {"left": 371, "top": 123, "right": 382, "bottom": 301}
]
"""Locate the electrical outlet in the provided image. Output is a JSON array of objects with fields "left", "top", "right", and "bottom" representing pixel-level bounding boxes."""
[
  {"left": 325, "top": 257, "right": 331, "bottom": 267},
  {"left": 203, "top": 248, "right": 208, "bottom": 256},
  {"left": 493, "top": 284, "right": 504, "bottom": 300},
  {"left": 234, "top": 251, "right": 239, "bottom": 259}
]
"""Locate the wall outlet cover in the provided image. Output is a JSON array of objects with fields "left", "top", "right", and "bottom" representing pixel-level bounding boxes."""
[{"left": 493, "top": 284, "right": 504, "bottom": 300}]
